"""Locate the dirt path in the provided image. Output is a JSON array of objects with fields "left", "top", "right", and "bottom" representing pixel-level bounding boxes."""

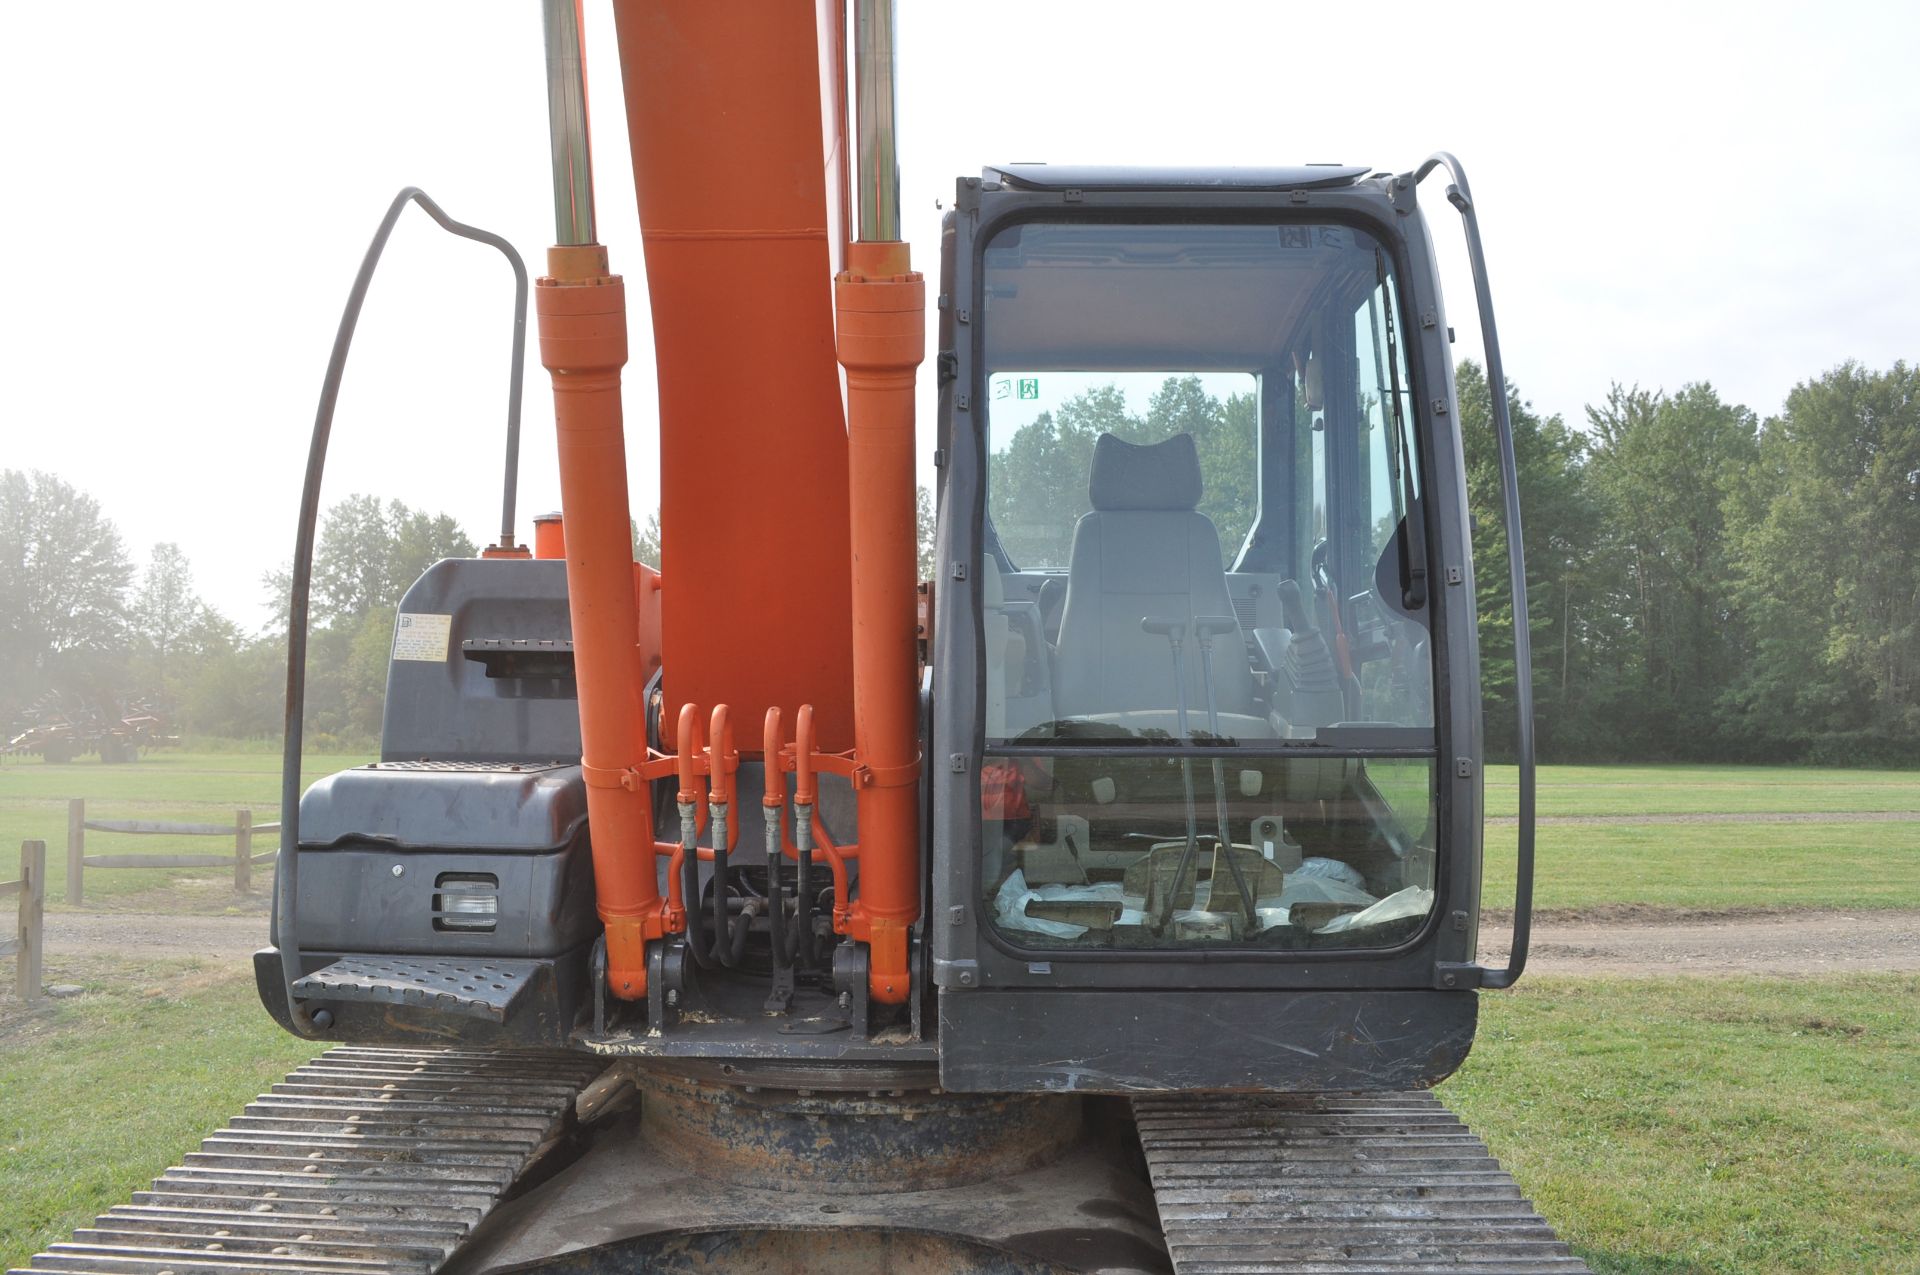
[
  {"left": 1480, "top": 908, "right": 1920, "bottom": 976},
  {"left": 37, "top": 908, "right": 1920, "bottom": 977},
  {"left": 1489, "top": 810, "right": 1920, "bottom": 826},
  {"left": 43, "top": 912, "right": 267, "bottom": 962}
]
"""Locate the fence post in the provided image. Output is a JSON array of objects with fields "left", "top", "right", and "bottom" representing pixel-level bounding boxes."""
[
  {"left": 234, "top": 808, "right": 252, "bottom": 893},
  {"left": 66, "top": 798, "right": 84, "bottom": 906},
  {"left": 18, "top": 840, "right": 44, "bottom": 1001}
]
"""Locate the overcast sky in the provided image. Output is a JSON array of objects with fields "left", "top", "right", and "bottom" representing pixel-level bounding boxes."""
[{"left": 2, "top": 1, "right": 1915, "bottom": 623}]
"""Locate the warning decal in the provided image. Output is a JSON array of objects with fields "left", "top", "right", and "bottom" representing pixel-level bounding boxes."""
[{"left": 392, "top": 612, "right": 454, "bottom": 662}]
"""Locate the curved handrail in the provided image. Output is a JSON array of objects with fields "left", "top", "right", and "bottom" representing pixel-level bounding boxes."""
[
  {"left": 276, "top": 187, "right": 528, "bottom": 1035},
  {"left": 1414, "top": 153, "right": 1535, "bottom": 989}
]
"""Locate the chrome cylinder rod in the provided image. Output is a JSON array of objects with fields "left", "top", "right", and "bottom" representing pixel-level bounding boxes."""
[
  {"left": 542, "top": 0, "right": 597, "bottom": 246},
  {"left": 853, "top": 0, "right": 900, "bottom": 242}
]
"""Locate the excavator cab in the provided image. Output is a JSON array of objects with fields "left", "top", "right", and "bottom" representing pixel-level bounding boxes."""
[{"left": 931, "top": 166, "right": 1496, "bottom": 1091}]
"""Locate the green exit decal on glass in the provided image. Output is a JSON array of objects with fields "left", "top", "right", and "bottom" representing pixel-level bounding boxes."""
[{"left": 1018, "top": 378, "right": 1039, "bottom": 400}]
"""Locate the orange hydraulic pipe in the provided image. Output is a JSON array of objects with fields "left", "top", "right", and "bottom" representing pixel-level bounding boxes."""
[
  {"left": 836, "top": 239, "right": 925, "bottom": 1004},
  {"left": 538, "top": 243, "right": 658, "bottom": 1001},
  {"left": 763, "top": 707, "right": 786, "bottom": 810}
]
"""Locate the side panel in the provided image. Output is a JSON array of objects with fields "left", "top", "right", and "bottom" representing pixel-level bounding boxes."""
[
  {"left": 381, "top": 558, "right": 581, "bottom": 763},
  {"left": 939, "top": 988, "right": 1476, "bottom": 1093}
]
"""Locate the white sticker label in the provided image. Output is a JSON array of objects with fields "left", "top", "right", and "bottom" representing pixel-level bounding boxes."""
[{"left": 392, "top": 612, "right": 453, "bottom": 662}]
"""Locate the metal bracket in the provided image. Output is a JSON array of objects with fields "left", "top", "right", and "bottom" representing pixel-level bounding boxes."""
[
  {"left": 832, "top": 942, "right": 871, "bottom": 1040},
  {"left": 908, "top": 935, "right": 925, "bottom": 1043},
  {"left": 934, "top": 956, "right": 980, "bottom": 988},
  {"left": 647, "top": 938, "right": 701, "bottom": 1033},
  {"left": 1435, "top": 961, "right": 1485, "bottom": 990},
  {"left": 591, "top": 934, "right": 608, "bottom": 1036}
]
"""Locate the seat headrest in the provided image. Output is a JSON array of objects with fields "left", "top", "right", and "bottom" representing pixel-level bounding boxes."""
[{"left": 1088, "top": 432, "right": 1202, "bottom": 511}]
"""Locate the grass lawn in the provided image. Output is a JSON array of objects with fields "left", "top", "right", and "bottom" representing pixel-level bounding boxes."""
[
  {"left": 0, "top": 750, "right": 371, "bottom": 907},
  {"left": 2, "top": 963, "right": 1912, "bottom": 1274},
  {"left": 1446, "top": 975, "right": 1920, "bottom": 1274},
  {"left": 1487, "top": 763, "right": 1920, "bottom": 819},
  {"left": 1481, "top": 819, "right": 1920, "bottom": 914},
  {"left": 0, "top": 957, "right": 316, "bottom": 1270}
]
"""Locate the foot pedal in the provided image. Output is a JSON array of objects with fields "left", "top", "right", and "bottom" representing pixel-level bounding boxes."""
[{"left": 293, "top": 957, "right": 543, "bottom": 1022}]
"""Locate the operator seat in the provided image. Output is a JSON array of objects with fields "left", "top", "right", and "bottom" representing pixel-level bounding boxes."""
[{"left": 1052, "top": 432, "right": 1269, "bottom": 739}]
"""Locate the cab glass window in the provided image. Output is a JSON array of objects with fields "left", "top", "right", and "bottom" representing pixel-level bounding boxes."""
[{"left": 976, "top": 219, "right": 1437, "bottom": 953}]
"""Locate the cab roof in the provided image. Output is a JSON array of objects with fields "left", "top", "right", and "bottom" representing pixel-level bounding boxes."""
[{"left": 983, "top": 164, "right": 1372, "bottom": 192}]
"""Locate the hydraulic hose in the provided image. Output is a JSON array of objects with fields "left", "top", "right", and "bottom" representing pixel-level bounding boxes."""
[{"left": 278, "top": 187, "right": 527, "bottom": 1037}]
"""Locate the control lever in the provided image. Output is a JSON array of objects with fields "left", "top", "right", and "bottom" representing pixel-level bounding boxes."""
[
  {"left": 1192, "top": 616, "right": 1258, "bottom": 925},
  {"left": 1140, "top": 617, "right": 1201, "bottom": 932}
]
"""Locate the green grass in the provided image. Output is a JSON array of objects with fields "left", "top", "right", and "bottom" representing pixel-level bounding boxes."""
[
  {"left": 1445, "top": 976, "right": 1920, "bottom": 1274},
  {"left": 0, "top": 959, "right": 316, "bottom": 1269},
  {"left": 1487, "top": 763, "right": 1920, "bottom": 819},
  {"left": 0, "top": 750, "right": 371, "bottom": 906},
  {"left": 1481, "top": 819, "right": 1920, "bottom": 913}
]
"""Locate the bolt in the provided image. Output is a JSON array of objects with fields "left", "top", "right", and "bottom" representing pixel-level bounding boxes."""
[
  {"left": 957, "top": 970, "right": 976, "bottom": 987},
  {"left": 390, "top": 864, "right": 404, "bottom": 877},
  {"left": 666, "top": 989, "right": 679, "bottom": 1007}
]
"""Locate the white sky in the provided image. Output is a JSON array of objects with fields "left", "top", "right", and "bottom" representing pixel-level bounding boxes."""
[{"left": 2, "top": 1, "right": 1915, "bottom": 624}]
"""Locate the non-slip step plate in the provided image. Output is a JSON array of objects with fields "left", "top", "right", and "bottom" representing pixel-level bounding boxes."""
[
  {"left": 292, "top": 958, "right": 542, "bottom": 1022},
  {"left": 12, "top": 1047, "right": 602, "bottom": 1275},
  {"left": 1136, "top": 1091, "right": 1594, "bottom": 1274}
]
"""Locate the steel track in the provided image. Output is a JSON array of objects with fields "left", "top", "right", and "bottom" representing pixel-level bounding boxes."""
[
  {"left": 9, "top": 1047, "right": 602, "bottom": 1275},
  {"left": 15, "top": 1054, "right": 1591, "bottom": 1273},
  {"left": 1135, "top": 1091, "right": 1592, "bottom": 1274}
]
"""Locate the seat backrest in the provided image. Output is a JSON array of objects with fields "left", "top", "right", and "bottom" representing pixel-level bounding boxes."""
[{"left": 1053, "top": 433, "right": 1256, "bottom": 723}]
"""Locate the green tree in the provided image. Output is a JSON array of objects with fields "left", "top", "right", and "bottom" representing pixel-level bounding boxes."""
[
  {"left": 262, "top": 494, "right": 476, "bottom": 746},
  {"left": 1730, "top": 361, "right": 1920, "bottom": 755},
  {"left": 312, "top": 495, "right": 475, "bottom": 624},
  {"left": 1456, "top": 363, "right": 1612, "bottom": 760},
  {"left": 132, "top": 542, "right": 205, "bottom": 693},
  {"left": 632, "top": 511, "right": 662, "bottom": 569},
  {"left": 915, "top": 487, "right": 935, "bottom": 581},
  {"left": 1584, "top": 381, "right": 1758, "bottom": 756},
  {"left": 988, "top": 377, "right": 1256, "bottom": 568},
  {"left": 0, "top": 470, "right": 135, "bottom": 720}
]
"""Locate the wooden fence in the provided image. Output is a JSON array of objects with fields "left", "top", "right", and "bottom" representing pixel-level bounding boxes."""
[
  {"left": 64, "top": 799, "right": 280, "bottom": 904},
  {"left": 2, "top": 840, "right": 46, "bottom": 1000}
]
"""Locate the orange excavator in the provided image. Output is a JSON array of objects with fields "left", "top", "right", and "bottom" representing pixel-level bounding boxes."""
[{"left": 15, "top": 4, "right": 1585, "bottom": 1273}]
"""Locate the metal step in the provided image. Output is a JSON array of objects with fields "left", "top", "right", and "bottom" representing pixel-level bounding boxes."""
[
  {"left": 1136, "top": 1091, "right": 1593, "bottom": 1274},
  {"left": 291, "top": 959, "right": 545, "bottom": 1022},
  {"left": 12, "top": 1047, "right": 602, "bottom": 1275}
]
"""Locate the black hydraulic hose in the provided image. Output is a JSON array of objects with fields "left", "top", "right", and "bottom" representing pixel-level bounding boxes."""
[
  {"left": 1414, "top": 152, "right": 1535, "bottom": 988},
  {"left": 277, "top": 187, "right": 529, "bottom": 1036},
  {"left": 711, "top": 808, "right": 739, "bottom": 967},
  {"left": 764, "top": 808, "right": 789, "bottom": 974},
  {"left": 792, "top": 808, "right": 816, "bottom": 967},
  {"left": 681, "top": 832, "right": 716, "bottom": 970},
  {"left": 726, "top": 896, "right": 755, "bottom": 966}
]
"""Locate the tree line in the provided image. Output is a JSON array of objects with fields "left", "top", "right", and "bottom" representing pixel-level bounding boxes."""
[
  {"left": 984, "top": 359, "right": 1916, "bottom": 765},
  {"left": 6, "top": 356, "right": 1913, "bottom": 763},
  {"left": 0, "top": 479, "right": 473, "bottom": 750},
  {"left": 1466, "top": 359, "right": 1916, "bottom": 764}
]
